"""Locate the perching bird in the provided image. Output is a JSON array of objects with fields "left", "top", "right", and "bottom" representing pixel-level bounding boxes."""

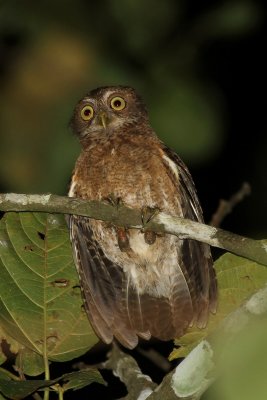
[{"left": 68, "top": 86, "right": 217, "bottom": 349}]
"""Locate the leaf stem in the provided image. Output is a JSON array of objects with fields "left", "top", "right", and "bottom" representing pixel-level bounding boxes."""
[
  {"left": 0, "top": 366, "right": 20, "bottom": 381},
  {"left": 43, "top": 220, "right": 50, "bottom": 400},
  {"left": 43, "top": 352, "right": 50, "bottom": 400},
  {"left": 58, "top": 386, "right": 64, "bottom": 400}
]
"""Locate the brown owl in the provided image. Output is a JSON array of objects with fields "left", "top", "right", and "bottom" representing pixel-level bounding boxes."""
[{"left": 68, "top": 86, "right": 217, "bottom": 349}]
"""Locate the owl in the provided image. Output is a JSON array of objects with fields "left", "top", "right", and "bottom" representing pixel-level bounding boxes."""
[{"left": 68, "top": 86, "right": 217, "bottom": 349}]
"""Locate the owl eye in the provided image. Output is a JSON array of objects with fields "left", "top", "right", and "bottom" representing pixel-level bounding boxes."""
[
  {"left": 110, "top": 96, "right": 126, "bottom": 111},
  {"left": 81, "top": 105, "right": 94, "bottom": 121}
]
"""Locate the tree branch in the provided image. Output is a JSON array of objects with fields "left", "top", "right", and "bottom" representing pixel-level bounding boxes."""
[
  {"left": 0, "top": 193, "right": 266, "bottom": 266},
  {"left": 104, "top": 343, "right": 157, "bottom": 400}
]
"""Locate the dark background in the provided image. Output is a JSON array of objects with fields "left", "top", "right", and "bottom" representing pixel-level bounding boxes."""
[{"left": 0, "top": 0, "right": 266, "bottom": 398}]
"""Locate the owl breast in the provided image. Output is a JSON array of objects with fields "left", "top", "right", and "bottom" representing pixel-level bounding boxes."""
[{"left": 73, "top": 136, "right": 182, "bottom": 213}]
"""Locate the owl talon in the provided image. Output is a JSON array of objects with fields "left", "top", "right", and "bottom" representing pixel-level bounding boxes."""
[
  {"left": 141, "top": 206, "right": 160, "bottom": 226},
  {"left": 104, "top": 194, "right": 122, "bottom": 210}
]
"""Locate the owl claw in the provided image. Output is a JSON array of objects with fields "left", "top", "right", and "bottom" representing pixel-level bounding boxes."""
[
  {"left": 141, "top": 206, "right": 160, "bottom": 225},
  {"left": 104, "top": 194, "right": 123, "bottom": 210},
  {"left": 104, "top": 195, "right": 131, "bottom": 251}
]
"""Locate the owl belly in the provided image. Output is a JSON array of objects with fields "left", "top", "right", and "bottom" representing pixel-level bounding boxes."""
[{"left": 90, "top": 217, "right": 182, "bottom": 298}]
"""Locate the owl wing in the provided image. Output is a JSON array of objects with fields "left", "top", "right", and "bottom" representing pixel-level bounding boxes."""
[
  {"left": 70, "top": 213, "right": 188, "bottom": 346},
  {"left": 69, "top": 215, "right": 148, "bottom": 348},
  {"left": 162, "top": 146, "right": 217, "bottom": 326}
]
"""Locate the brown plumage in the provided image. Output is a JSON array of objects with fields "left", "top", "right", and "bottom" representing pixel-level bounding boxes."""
[{"left": 68, "top": 86, "right": 217, "bottom": 349}]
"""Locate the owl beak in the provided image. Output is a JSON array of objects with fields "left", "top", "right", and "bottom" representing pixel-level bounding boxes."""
[{"left": 99, "top": 112, "right": 107, "bottom": 129}]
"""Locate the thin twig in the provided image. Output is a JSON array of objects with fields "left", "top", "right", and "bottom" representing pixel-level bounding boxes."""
[
  {"left": 137, "top": 348, "right": 172, "bottom": 372},
  {"left": 72, "top": 361, "right": 107, "bottom": 371},
  {"left": 210, "top": 182, "right": 251, "bottom": 227},
  {"left": 32, "top": 393, "right": 43, "bottom": 400}
]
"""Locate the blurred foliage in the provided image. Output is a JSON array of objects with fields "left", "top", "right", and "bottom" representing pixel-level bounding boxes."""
[
  {"left": 206, "top": 318, "right": 267, "bottom": 400},
  {"left": 0, "top": 0, "right": 264, "bottom": 202}
]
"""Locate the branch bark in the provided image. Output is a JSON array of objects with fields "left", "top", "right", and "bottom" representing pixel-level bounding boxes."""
[
  {"left": 0, "top": 193, "right": 266, "bottom": 266},
  {"left": 104, "top": 343, "right": 157, "bottom": 400}
]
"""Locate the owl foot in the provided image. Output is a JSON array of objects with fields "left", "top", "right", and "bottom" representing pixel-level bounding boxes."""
[
  {"left": 141, "top": 206, "right": 160, "bottom": 245},
  {"left": 144, "top": 230, "right": 157, "bottom": 245},
  {"left": 104, "top": 193, "right": 122, "bottom": 210},
  {"left": 116, "top": 227, "right": 131, "bottom": 252}
]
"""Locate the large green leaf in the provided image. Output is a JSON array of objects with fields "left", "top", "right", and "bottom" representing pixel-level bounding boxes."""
[
  {"left": 170, "top": 252, "right": 267, "bottom": 360},
  {"left": 0, "top": 212, "right": 98, "bottom": 366},
  {"left": 0, "top": 368, "right": 105, "bottom": 399}
]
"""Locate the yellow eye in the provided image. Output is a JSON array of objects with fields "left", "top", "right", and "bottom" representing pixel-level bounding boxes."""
[
  {"left": 110, "top": 96, "right": 126, "bottom": 111},
  {"left": 81, "top": 105, "right": 94, "bottom": 121}
]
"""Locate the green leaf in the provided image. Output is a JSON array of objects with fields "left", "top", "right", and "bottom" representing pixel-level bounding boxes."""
[
  {"left": 0, "top": 370, "right": 10, "bottom": 381},
  {"left": 0, "top": 378, "right": 55, "bottom": 400},
  {"left": 0, "top": 369, "right": 105, "bottom": 399},
  {"left": 0, "top": 212, "right": 98, "bottom": 365},
  {"left": 170, "top": 252, "right": 267, "bottom": 360},
  {"left": 15, "top": 348, "right": 45, "bottom": 377},
  {"left": 62, "top": 369, "right": 106, "bottom": 391}
]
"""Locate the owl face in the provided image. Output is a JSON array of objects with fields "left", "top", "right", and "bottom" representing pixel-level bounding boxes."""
[{"left": 71, "top": 86, "right": 148, "bottom": 138}]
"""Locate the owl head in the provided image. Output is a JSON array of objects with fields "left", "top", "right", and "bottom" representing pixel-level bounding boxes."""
[{"left": 70, "top": 86, "right": 148, "bottom": 139}]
